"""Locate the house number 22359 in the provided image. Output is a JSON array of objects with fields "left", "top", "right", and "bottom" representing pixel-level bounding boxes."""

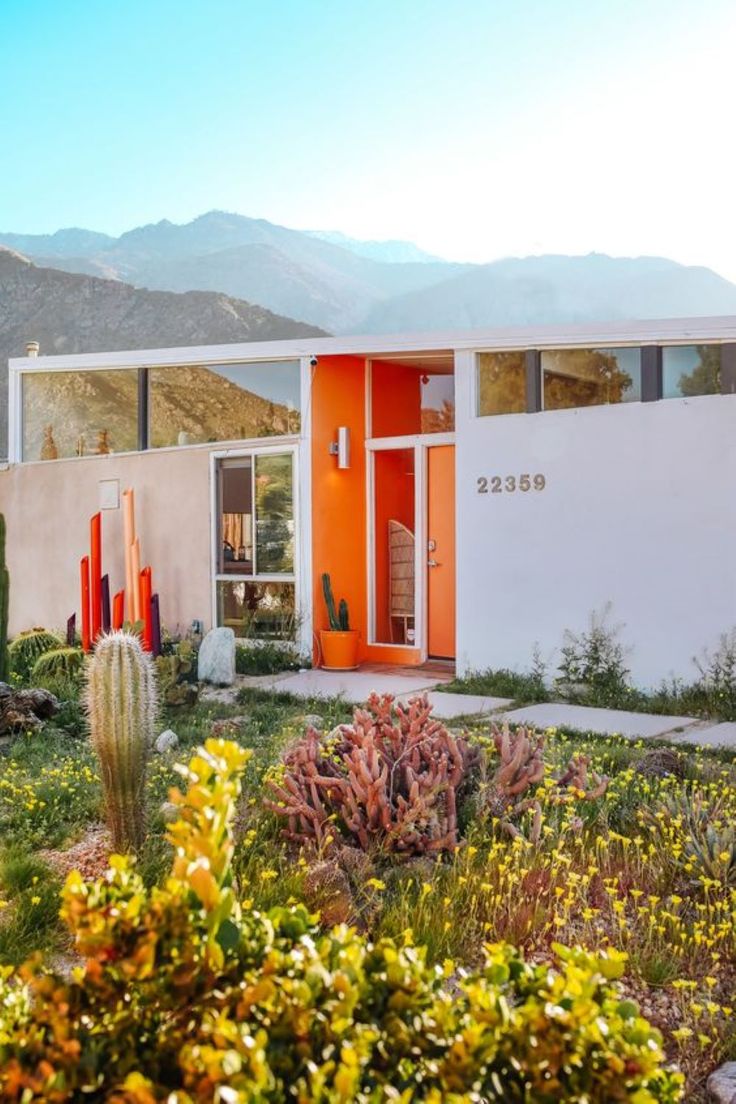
[{"left": 477, "top": 473, "right": 546, "bottom": 494}]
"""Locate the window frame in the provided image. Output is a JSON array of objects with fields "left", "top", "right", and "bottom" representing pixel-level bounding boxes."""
[{"left": 210, "top": 443, "right": 300, "bottom": 642}]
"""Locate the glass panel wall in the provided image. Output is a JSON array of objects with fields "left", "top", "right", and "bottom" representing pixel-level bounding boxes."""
[
  {"left": 542, "top": 347, "right": 641, "bottom": 410},
  {"left": 663, "top": 345, "right": 721, "bottom": 399},
  {"left": 371, "top": 360, "right": 454, "bottom": 437},
  {"left": 254, "top": 453, "right": 294, "bottom": 574},
  {"left": 477, "top": 352, "right": 527, "bottom": 415},
  {"left": 22, "top": 369, "right": 139, "bottom": 461},
  {"left": 150, "top": 359, "right": 300, "bottom": 448},
  {"left": 216, "top": 452, "right": 295, "bottom": 640},
  {"left": 216, "top": 580, "right": 295, "bottom": 640}
]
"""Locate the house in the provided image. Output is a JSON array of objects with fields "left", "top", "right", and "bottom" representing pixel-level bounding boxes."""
[{"left": 1, "top": 316, "right": 735, "bottom": 687}]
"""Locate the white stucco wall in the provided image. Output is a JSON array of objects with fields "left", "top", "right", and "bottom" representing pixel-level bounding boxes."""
[{"left": 454, "top": 350, "right": 736, "bottom": 688}]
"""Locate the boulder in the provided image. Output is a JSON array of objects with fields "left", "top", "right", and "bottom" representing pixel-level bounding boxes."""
[
  {"left": 303, "top": 714, "right": 325, "bottom": 732},
  {"left": 159, "top": 800, "right": 180, "bottom": 823},
  {"left": 210, "top": 715, "right": 250, "bottom": 739},
  {"left": 708, "top": 1062, "right": 736, "bottom": 1103},
  {"left": 0, "top": 682, "right": 60, "bottom": 735},
  {"left": 155, "top": 728, "right": 179, "bottom": 754},
  {"left": 197, "top": 628, "right": 236, "bottom": 686}
]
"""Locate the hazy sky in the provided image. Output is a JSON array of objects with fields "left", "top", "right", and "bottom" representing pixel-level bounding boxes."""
[{"left": 2, "top": 0, "right": 735, "bottom": 277}]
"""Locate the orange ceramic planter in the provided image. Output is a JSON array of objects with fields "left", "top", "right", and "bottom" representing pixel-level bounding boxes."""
[{"left": 320, "top": 630, "right": 359, "bottom": 671}]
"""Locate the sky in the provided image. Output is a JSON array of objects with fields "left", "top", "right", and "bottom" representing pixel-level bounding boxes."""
[{"left": 1, "top": 0, "right": 735, "bottom": 277}]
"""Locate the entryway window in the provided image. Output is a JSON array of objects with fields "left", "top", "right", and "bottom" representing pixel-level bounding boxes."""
[{"left": 215, "top": 451, "right": 296, "bottom": 640}]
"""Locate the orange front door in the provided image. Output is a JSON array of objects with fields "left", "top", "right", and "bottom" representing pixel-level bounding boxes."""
[{"left": 427, "top": 445, "right": 456, "bottom": 659}]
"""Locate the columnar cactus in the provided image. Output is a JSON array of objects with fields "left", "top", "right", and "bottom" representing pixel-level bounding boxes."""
[
  {"left": 86, "top": 631, "right": 158, "bottom": 852},
  {"left": 0, "top": 515, "right": 8, "bottom": 682}
]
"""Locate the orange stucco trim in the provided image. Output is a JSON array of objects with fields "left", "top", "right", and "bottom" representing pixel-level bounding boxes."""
[{"left": 310, "top": 355, "right": 423, "bottom": 667}]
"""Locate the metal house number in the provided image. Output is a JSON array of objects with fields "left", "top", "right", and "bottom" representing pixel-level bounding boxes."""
[{"left": 476, "top": 473, "right": 547, "bottom": 494}]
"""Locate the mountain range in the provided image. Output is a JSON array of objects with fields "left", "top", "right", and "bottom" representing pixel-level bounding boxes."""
[{"left": 5, "top": 210, "right": 736, "bottom": 337}]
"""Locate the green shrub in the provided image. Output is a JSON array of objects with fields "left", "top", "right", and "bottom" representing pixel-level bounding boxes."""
[
  {"left": 236, "top": 639, "right": 304, "bottom": 675},
  {"left": 0, "top": 738, "right": 683, "bottom": 1102},
  {"left": 8, "top": 628, "right": 63, "bottom": 681},
  {"left": 31, "top": 646, "right": 85, "bottom": 686}
]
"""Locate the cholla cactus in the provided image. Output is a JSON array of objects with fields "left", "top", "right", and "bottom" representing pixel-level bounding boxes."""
[{"left": 86, "top": 631, "right": 158, "bottom": 852}]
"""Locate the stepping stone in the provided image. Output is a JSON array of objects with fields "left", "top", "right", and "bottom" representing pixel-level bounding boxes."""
[
  {"left": 501, "top": 702, "right": 699, "bottom": 740},
  {"left": 413, "top": 690, "right": 512, "bottom": 719},
  {"left": 671, "top": 722, "right": 736, "bottom": 749},
  {"left": 269, "top": 669, "right": 440, "bottom": 703}
]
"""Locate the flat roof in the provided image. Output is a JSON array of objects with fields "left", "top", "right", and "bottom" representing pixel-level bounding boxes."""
[{"left": 9, "top": 314, "right": 736, "bottom": 371}]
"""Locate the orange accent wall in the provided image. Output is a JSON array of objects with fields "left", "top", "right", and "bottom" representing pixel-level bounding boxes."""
[
  {"left": 371, "top": 359, "right": 422, "bottom": 437},
  {"left": 374, "top": 448, "right": 414, "bottom": 643},
  {"left": 310, "top": 356, "right": 422, "bottom": 666}
]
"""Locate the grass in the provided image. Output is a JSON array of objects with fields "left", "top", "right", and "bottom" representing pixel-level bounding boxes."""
[{"left": 2, "top": 681, "right": 736, "bottom": 1099}]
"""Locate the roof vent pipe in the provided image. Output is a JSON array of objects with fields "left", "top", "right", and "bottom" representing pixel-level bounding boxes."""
[{"left": 26, "top": 341, "right": 39, "bottom": 357}]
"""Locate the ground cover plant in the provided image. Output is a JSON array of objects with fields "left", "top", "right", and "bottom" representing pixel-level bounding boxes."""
[
  {"left": 442, "top": 608, "right": 736, "bottom": 720},
  {"left": 0, "top": 654, "right": 735, "bottom": 1098},
  {"left": 0, "top": 738, "right": 683, "bottom": 1102}
]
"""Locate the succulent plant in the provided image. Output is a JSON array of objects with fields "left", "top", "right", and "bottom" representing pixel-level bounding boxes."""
[
  {"left": 321, "top": 573, "right": 349, "bottom": 631},
  {"left": 0, "top": 515, "right": 8, "bottom": 682},
  {"left": 8, "top": 628, "right": 63, "bottom": 681},
  {"left": 85, "top": 631, "right": 158, "bottom": 852},
  {"left": 32, "top": 646, "right": 86, "bottom": 686},
  {"left": 266, "top": 693, "right": 478, "bottom": 856},
  {"left": 155, "top": 640, "right": 198, "bottom": 707}
]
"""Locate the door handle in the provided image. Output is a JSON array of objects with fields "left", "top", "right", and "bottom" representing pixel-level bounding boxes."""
[{"left": 428, "top": 559, "right": 442, "bottom": 567}]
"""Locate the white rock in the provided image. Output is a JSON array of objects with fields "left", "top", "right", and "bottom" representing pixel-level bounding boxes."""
[
  {"left": 303, "top": 714, "right": 325, "bottom": 731},
  {"left": 707, "top": 1062, "right": 736, "bottom": 1103},
  {"left": 197, "top": 627, "right": 236, "bottom": 686},
  {"left": 155, "top": 728, "right": 179, "bottom": 753},
  {"left": 159, "top": 800, "right": 179, "bottom": 822}
]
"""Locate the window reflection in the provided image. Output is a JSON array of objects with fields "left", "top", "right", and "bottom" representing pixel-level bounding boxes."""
[
  {"left": 217, "top": 580, "right": 295, "bottom": 640},
  {"left": 150, "top": 360, "right": 300, "bottom": 448},
  {"left": 663, "top": 345, "right": 721, "bottom": 399},
  {"left": 22, "top": 370, "right": 139, "bottom": 461},
  {"left": 219, "top": 460, "right": 253, "bottom": 575},
  {"left": 542, "top": 348, "right": 640, "bottom": 410},
  {"left": 477, "top": 352, "right": 526, "bottom": 415}
]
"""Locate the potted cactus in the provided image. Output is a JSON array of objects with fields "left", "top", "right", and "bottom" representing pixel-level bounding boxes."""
[{"left": 319, "top": 573, "right": 359, "bottom": 670}]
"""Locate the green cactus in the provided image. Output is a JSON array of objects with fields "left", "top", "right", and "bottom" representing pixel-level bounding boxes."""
[
  {"left": 85, "top": 630, "right": 158, "bottom": 852},
  {"left": 8, "top": 628, "right": 63, "bottom": 681},
  {"left": 155, "top": 640, "right": 198, "bottom": 707},
  {"left": 0, "top": 515, "right": 8, "bottom": 682},
  {"left": 32, "top": 646, "right": 86, "bottom": 686},
  {"left": 322, "top": 573, "right": 350, "bottom": 631}
]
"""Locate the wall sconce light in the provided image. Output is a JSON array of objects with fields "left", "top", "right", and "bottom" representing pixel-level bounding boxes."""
[{"left": 328, "top": 426, "right": 351, "bottom": 469}]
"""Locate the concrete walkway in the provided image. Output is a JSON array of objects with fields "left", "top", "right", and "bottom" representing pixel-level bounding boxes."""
[{"left": 229, "top": 667, "right": 736, "bottom": 749}]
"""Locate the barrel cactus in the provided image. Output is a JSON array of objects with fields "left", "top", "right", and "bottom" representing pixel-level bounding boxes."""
[
  {"left": 8, "top": 628, "right": 63, "bottom": 681},
  {"left": 85, "top": 631, "right": 158, "bottom": 852},
  {"left": 32, "top": 646, "right": 86, "bottom": 686}
]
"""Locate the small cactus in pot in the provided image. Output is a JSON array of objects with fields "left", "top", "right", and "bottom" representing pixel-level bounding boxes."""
[
  {"left": 320, "top": 573, "right": 358, "bottom": 669},
  {"left": 86, "top": 630, "right": 158, "bottom": 852}
]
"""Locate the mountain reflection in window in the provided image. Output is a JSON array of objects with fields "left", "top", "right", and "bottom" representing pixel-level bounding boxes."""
[{"left": 150, "top": 360, "right": 300, "bottom": 448}]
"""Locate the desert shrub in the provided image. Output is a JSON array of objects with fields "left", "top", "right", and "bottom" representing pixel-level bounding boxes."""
[
  {"left": 156, "top": 639, "right": 198, "bottom": 706},
  {"left": 236, "top": 639, "right": 305, "bottom": 675},
  {"left": 557, "top": 604, "right": 639, "bottom": 708},
  {"left": 7, "top": 628, "right": 63, "bottom": 681},
  {"left": 31, "top": 646, "right": 85, "bottom": 686},
  {"left": 265, "top": 693, "right": 479, "bottom": 855},
  {"left": 693, "top": 628, "right": 736, "bottom": 721},
  {"left": 0, "top": 738, "right": 683, "bottom": 1102}
]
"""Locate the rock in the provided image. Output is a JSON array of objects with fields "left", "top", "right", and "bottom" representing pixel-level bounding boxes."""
[
  {"left": 304, "top": 860, "right": 355, "bottom": 926},
  {"left": 0, "top": 682, "right": 60, "bottom": 735},
  {"left": 197, "top": 628, "right": 236, "bottom": 686},
  {"left": 303, "top": 714, "right": 324, "bottom": 731},
  {"left": 155, "top": 728, "right": 179, "bottom": 753},
  {"left": 707, "top": 1061, "right": 736, "bottom": 1103},
  {"left": 159, "top": 800, "right": 180, "bottom": 823},
  {"left": 210, "top": 715, "right": 250, "bottom": 739},
  {"left": 199, "top": 685, "right": 240, "bottom": 706}
]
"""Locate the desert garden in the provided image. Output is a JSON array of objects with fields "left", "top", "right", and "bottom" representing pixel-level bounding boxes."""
[{"left": 0, "top": 605, "right": 736, "bottom": 1101}]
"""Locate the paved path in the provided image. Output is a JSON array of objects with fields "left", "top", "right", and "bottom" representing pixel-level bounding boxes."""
[
  {"left": 500, "top": 702, "right": 700, "bottom": 741},
  {"left": 226, "top": 667, "right": 736, "bottom": 748}
]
